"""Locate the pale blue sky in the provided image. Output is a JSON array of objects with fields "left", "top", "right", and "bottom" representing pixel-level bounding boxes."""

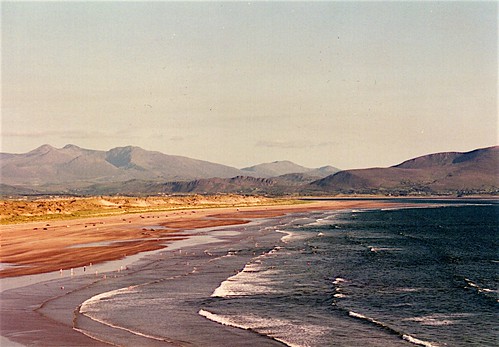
[{"left": 2, "top": 1, "right": 497, "bottom": 169}]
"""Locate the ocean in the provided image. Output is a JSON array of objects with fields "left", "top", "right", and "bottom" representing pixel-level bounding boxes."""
[{"left": 79, "top": 201, "right": 498, "bottom": 346}]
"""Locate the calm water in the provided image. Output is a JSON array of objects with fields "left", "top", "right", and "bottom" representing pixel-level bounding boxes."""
[{"left": 81, "top": 203, "right": 498, "bottom": 346}]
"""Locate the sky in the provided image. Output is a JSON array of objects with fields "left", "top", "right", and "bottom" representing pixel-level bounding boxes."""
[{"left": 2, "top": 1, "right": 497, "bottom": 170}]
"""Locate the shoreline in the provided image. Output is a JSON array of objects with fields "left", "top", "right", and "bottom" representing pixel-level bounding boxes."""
[
  {"left": 0, "top": 199, "right": 484, "bottom": 346},
  {"left": 1, "top": 206, "right": 305, "bottom": 346},
  {"left": 0, "top": 199, "right": 404, "bottom": 279}
]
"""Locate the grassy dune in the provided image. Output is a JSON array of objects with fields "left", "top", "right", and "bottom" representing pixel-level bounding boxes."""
[{"left": 0, "top": 195, "right": 302, "bottom": 224}]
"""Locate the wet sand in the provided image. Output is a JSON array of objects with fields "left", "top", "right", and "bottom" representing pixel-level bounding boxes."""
[
  {"left": 0, "top": 200, "right": 399, "bottom": 279},
  {"left": 1, "top": 199, "right": 407, "bottom": 346}
]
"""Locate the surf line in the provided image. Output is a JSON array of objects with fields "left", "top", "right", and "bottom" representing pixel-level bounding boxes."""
[
  {"left": 74, "top": 271, "right": 193, "bottom": 346},
  {"left": 199, "top": 309, "right": 294, "bottom": 347},
  {"left": 464, "top": 277, "right": 497, "bottom": 301},
  {"left": 348, "top": 311, "right": 439, "bottom": 347},
  {"left": 73, "top": 327, "right": 121, "bottom": 347},
  {"left": 74, "top": 310, "right": 182, "bottom": 346},
  {"left": 76, "top": 290, "right": 183, "bottom": 346}
]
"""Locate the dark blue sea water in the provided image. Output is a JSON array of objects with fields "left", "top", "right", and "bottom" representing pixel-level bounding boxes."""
[
  {"left": 202, "top": 204, "right": 498, "bottom": 346},
  {"left": 80, "top": 202, "right": 498, "bottom": 346}
]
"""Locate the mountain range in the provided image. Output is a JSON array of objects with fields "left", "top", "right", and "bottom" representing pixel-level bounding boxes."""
[
  {"left": 1, "top": 144, "right": 497, "bottom": 196},
  {"left": 0, "top": 144, "right": 243, "bottom": 185},
  {"left": 0, "top": 144, "right": 339, "bottom": 192}
]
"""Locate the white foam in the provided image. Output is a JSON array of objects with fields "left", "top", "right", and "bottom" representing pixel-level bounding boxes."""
[
  {"left": 380, "top": 206, "right": 418, "bottom": 212},
  {"left": 211, "top": 261, "right": 279, "bottom": 297},
  {"left": 305, "top": 220, "right": 329, "bottom": 227},
  {"left": 300, "top": 213, "right": 341, "bottom": 228},
  {"left": 80, "top": 286, "right": 139, "bottom": 313},
  {"left": 198, "top": 309, "right": 239, "bottom": 328},
  {"left": 404, "top": 315, "right": 454, "bottom": 326},
  {"left": 77, "top": 312, "right": 171, "bottom": 343},
  {"left": 349, "top": 311, "right": 372, "bottom": 321},
  {"left": 368, "top": 247, "right": 403, "bottom": 253},
  {"left": 79, "top": 287, "right": 176, "bottom": 344},
  {"left": 276, "top": 229, "right": 313, "bottom": 244},
  {"left": 348, "top": 311, "right": 439, "bottom": 347},
  {"left": 332, "top": 277, "right": 347, "bottom": 285},
  {"left": 402, "top": 334, "right": 439, "bottom": 347},
  {"left": 394, "top": 287, "right": 421, "bottom": 293},
  {"left": 211, "top": 242, "right": 288, "bottom": 298},
  {"left": 404, "top": 313, "right": 473, "bottom": 327},
  {"left": 275, "top": 229, "right": 295, "bottom": 243},
  {"left": 464, "top": 278, "right": 497, "bottom": 295},
  {"left": 199, "top": 309, "right": 328, "bottom": 347}
]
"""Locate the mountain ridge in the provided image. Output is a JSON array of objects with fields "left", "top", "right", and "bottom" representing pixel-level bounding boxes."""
[
  {"left": 1, "top": 144, "right": 496, "bottom": 196},
  {"left": 0, "top": 144, "right": 336, "bottom": 189},
  {"left": 241, "top": 161, "right": 340, "bottom": 178},
  {"left": 310, "top": 146, "right": 498, "bottom": 195}
]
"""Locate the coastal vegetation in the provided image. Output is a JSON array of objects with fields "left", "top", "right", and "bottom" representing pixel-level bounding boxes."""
[{"left": 0, "top": 195, "right": 301, "bottom": 224}]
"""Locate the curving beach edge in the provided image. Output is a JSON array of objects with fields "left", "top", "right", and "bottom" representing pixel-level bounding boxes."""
[{"left": 0, "top": 198, "right": 442, "bottom": 346}]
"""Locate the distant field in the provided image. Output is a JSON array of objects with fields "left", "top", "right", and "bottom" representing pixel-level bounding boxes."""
[{"left": 0, "top": 195, "right": 302, "bottom": 224}]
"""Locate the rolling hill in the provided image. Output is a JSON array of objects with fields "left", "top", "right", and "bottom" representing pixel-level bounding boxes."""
[
  {"left": 77, "top": 176, "right": 279, "bottom": 196},
  {"left": 309, "top": 146, "right": 498, "bottom": 195}
]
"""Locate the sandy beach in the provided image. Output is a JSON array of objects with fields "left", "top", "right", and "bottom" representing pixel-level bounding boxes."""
[{"left": 1, "top": 198, "right": 413, "bottom": 346}]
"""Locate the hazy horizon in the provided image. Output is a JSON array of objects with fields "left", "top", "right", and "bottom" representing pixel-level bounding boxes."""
[
  {"left": 2, "top": 1, "right": 497, "bottom": 169},
  {"left": 3, "top": 141, "right": 498, "bottom": 171}
]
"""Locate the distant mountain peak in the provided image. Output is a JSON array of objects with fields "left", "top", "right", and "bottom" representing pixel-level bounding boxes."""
[
  {"left": 105, "top": 146, "right": 134, "bottom": 168},
  {"left": 1, "top": 144, "right": 245, "bottom": 186},
  {"left": 241, "top": 160, "right": 310, "bottom": 177},
  {"left": 62, "top": 144, "right": 81, "bottom": 150},
  {"left": 110, "top": 145, "right": 136, "bottom": 152},
  {"left": 29, "top": 144, "right": 56, "bottom": 154}
]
